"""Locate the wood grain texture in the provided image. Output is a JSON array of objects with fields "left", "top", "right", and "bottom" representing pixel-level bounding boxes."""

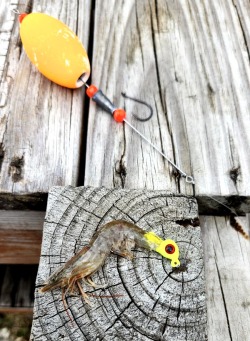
[
  {"left": 201, "top": 215, "right": 250, "bottom": 341},
  {"left": 0, "top": 0, "right": 18, "bottom": 97},
  {"left": 0, "top": 0, "right": 91, "bottom": 201},
  {"left": 0, "top": 210, "right": 44, "bottom": 263},
  {"left": 0, "top": 210, "right": 45, "bottom": 230},
  {"left": 31, "top": 186, "right": 207, "bottom": 341},
  {"left": 85, "top": 0, "right": 250, "bottom": 213},
  {"left": 0, "top": 229, "right": 42, "bottom": 264}
]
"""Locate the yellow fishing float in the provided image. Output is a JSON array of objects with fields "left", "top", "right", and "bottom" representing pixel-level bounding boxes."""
[{"left": 19, "top": 13, "right": 90, "bottom": 88}]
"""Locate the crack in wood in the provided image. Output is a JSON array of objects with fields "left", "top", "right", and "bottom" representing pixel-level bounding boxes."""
[
  {"left": 25, "top": 0, "right": 34, "bottom": 15},
  {"left": 148, "top": 3, "right": 182, "bottom": 191},
  {"left": 229, "top": 165, "right": 241, "bottom": 185},
  {"left": 232, "top": 0, "right": 250, "bottom": 64},
  {"left": 115, "top": 157, "right": 127, "bottom": 188},
  {"left": 175, "top": 217, "right": 200, "bottom": 227},
  {"left": 0, "top": 143, "right": 4, "bottom": 173},
  {"left": 103, "top": 301, "right": 132, "bottom": 336},
  {"left": 176, "top": 294, "right": 182, "bottom": 321},
  {"left": 207, "top": 82, "right": 216, "bottom": 112},
  {"left": 154, "top": 272, "right": 171, "bottom": 293},
  {"left": 77, "top": 1, "right": 96, "bottom": 187},
  {"left": 215, "top": 261, "right": 233, "bottom": 341}
]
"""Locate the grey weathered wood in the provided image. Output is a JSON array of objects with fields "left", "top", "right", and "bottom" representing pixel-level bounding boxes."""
[
  {"left": 82, "top": 1, "right": 250, "bottom": 337},
  {"left": 85, "top": 0, "right": 250, "bottom": 213},
  {"left": 1, "top": 0, "right": 249, "bottom": 211},
  {"left": 31, "top": 186, "right": 207, "bottom": 341},
  {"left": 0, "top": 1, "right": 18, "bottom": 92},
  {"left": 201, "top": 215, "right": 250, "bottom": 340},
  {"left": 0, "top": 0, "right": 248, "bottom": 339},
  {"left": 0, "top": 0, "right": 91, "bottom": 204}
]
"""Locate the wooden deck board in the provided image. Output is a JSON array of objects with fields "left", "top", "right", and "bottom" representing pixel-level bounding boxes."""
[
  {"left": 201, "top": 215, "right": 250, "bottom": 340},
  {"left": 0, "top": 0, "right": 250, "bottom": 339},
  {"left": 83, "top": 1, "right": 250, "bottom": 339},
  {"left": 0, "top": 210, "right": 44, "bottom": 263},
  {"left": 31, "top": 186, "right": 207, "bottom": 341},
  {"left": 0, "top": 0, "right": 91, "bottom": 202},
  {"left": 0, "top": 1, "right": 249, "bottom": 210},
  {"left": 85, "top": 0, "right": 250, "bottom": 213}
]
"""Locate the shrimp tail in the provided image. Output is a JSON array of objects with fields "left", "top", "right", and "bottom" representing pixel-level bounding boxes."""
[
  {"left": 39, "top": 280, "right": 63, "bottom": 293},
  {"left": 40, "top": 245, "right": 91, "bottom": 294}
]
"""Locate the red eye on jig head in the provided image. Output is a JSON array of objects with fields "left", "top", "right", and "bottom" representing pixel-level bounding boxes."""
[{"left": 165, "top": 244, "right": 175, "bottom": 254}]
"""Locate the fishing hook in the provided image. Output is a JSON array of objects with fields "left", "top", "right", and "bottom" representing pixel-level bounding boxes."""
[{"left": 121, "top": 92, "right": 153, "bottom": 122}]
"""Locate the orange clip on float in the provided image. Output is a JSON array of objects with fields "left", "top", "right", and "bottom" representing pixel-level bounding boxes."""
[{"left": 19, "top": 13, "right": 90, "bottom": 88}]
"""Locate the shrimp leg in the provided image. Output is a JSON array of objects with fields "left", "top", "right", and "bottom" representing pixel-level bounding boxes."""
[
  {"left": 112, "top": 249, "right": 133, "bottom": 260},
  {"left": 62, "top": 287, "right": 74, "bottom": 322},
  {"left": 76, "top": 281, "right": 91, "bottom": 305},
  {"left": 85, "top": 276, "right": 107, "bottom": 289}
]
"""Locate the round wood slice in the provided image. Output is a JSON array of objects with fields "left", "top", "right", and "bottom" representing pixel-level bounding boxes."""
[{"left": 31, "top": 186, "right": 207, "bottom": 341}]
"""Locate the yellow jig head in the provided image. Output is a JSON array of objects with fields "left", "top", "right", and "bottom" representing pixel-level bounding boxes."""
[
  {"left": 144, "top": 231, "right": 180, "bottom": 267},
  {"left": 19, "top": 13, "right": 90, "bottom": 88}
]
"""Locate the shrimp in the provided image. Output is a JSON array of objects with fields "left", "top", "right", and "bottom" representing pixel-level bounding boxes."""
[{"left": 40, "top": 220, "right": 180, "bottom": 316}]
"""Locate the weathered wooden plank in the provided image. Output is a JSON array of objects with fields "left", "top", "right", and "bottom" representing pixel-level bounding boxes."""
[
  {"left": 0, "top": 210, "right": 44, "bottom": 263},
  {"left": 0, "top": 0, "right": 91, "bottom": 205},
  {"left": 0, "top": 1, "right": 18, "bottom": 93},
  {"left": 85, "top": 0, "right": 250, "bottom": 213},
  {"left": 200, "top": 215, "right": 250, "bottom": 340},
  {"left": 31, "top": 186, "right": 207, "bottom": 341},
  {"left": 0, "top": 210, "right": 45, "bottom": 230},
  {"left": 0, "top": 229, "right": 42, "bottom": 264}
]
